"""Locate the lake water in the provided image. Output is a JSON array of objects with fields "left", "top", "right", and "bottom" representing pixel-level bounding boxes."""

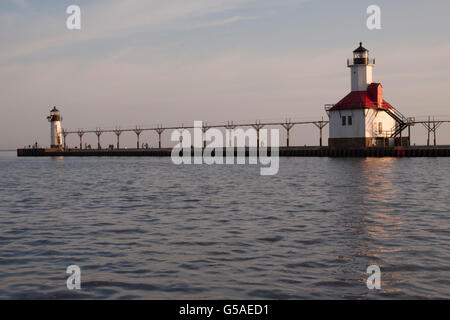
[{"left": 0, "top": 151, "right": 449, "bottom": 299}]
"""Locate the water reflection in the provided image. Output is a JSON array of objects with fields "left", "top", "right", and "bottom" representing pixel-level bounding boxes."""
[{"left": 330, "top": 158, "right": 407, "bottom": 297}]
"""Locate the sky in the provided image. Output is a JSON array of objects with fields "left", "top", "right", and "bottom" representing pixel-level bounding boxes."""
[{"left": 1, "top": 0, "right": 450, "bottom": 149}]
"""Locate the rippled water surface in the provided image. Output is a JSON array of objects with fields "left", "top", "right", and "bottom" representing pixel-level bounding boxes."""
[{"left": 0, "top": 151, "right": 449, "bottom": 299}]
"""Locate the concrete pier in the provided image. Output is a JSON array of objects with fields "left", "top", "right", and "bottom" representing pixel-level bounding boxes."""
[{"left": 17, "top": 146, "right": 450, "bottom": 157}]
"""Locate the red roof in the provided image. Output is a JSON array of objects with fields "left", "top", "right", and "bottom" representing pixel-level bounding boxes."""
[{"left": 330, "top": 90, "right": 394, "bottom": 111}]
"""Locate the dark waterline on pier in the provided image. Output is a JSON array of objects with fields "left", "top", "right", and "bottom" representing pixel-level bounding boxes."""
[
  {"left": 0, "top": 151, "right": 449, "bottom": 299},
  {"left": 16, "top": 145, "right": 450, "bottom": 158}
]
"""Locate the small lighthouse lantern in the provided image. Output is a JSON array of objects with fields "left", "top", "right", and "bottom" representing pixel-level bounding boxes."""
[
  {"left": 47, "top": 106, "right": 63, "bottom": 149},
  {"left": 353, "top": 42, "right": 369, "bottom": 65}
]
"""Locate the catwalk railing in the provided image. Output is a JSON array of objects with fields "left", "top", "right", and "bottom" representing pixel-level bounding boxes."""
[
  {"left": 59, "top": 115, "right": 450, "bottom": 150},
  {"left": 62, "top": 119, "right": 329, "bottom": 150}
]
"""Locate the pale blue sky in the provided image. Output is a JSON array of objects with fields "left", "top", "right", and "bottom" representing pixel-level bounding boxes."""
[{"left": 1, "top": 0, "right": 450, "bottom": 148}]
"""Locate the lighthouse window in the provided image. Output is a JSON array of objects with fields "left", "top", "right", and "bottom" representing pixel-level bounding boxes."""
[
  {"left": 342, "top": 116, "right": 346, "bottom": 126},
  {"left": 354, "top": 52, "right": 368, "bottom": 59},
  {"left": 348, "top": 116, "right": 352, "bottom": 126}
]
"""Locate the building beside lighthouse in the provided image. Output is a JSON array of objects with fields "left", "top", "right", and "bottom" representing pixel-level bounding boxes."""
[
  {"left": 328, "top": 43, "right": 410, "bottom": 148},
  {"left": 47, "top": 106, "right": 63, "bottom": 149}
]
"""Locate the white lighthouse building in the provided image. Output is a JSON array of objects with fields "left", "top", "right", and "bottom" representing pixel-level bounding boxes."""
[
  {"left": 47, "top": 106, "right": 63, "bottom": 149},
  {"left": 328, "top": 43, "right": 408, "bottom": 148}
]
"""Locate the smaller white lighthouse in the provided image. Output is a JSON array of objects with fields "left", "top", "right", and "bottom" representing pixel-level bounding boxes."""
[{"left": 47, "top": 106, "right": 63, "bottom": 149}]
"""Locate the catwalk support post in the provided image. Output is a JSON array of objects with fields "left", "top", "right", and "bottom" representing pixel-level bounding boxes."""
[
  {"left": 134, "top": 126, "right": 143, "bottom": 149},
  {"left": 281, "top": 119, "right": 295, "bottom": 147},
  {"left": 313, "top": 118, "right": 328, "bottom": 147},
  {"left": 113, "top": 128, "right": 122, "bottom": 150},
  {"left": 77, "top": 129, "right": 84, "bottom": 150},
  {"left": 156, "top": 125, "right": 165, "bottom": 149},
  {"left": 252, "top": 120, "right": 264, "bottom": 149},
  {"left": 95, "top": 128, "right": 103, "bottom": 150},
  {"left": 62, "top": 129, "right": 68, "bottom": 150}
]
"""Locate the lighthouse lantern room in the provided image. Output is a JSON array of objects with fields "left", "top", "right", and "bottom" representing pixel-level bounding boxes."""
[
  {"left": 328, "top": 43, "right": 408, "bottom": 149},
  {"left": 47, "top": 106, "right": 63, "bottom": 149}
]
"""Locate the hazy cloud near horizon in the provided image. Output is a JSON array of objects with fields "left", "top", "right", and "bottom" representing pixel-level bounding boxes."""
[{"left": 1, "top": 0, "right": 450, "bottom": 148}]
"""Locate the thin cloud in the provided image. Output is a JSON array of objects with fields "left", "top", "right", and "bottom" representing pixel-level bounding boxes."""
[
  {"left": 0, "top": 0, "right": 257, "bottom": 63},
  {"left": 186, "top": 15, "right": 260, "bottom": 30}
]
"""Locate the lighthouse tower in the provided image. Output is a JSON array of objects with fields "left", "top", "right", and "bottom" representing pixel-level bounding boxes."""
[
  {"left": 328, "top": 43, "right": 398, "bottom": 149},
  {"left": 350, "top": 42, "right": 374, "bottom": 91},
  {"left": 47, "top": 107, "right": 63, "bottom": 149}
]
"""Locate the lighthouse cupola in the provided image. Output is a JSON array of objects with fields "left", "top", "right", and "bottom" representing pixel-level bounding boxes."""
[
  {"left": 353, "top": 42, "right": 369, "bottom": 64},
  {"left": 47, "top": 106, "right": 63, "bottom": 149},
  {"left": 349, "top": 42, "right": 375, "bottom": 92}
]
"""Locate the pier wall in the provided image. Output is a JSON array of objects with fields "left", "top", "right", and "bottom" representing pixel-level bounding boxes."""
[{"left": 17, "top": 146, "right": 450, "bottom": 157}]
